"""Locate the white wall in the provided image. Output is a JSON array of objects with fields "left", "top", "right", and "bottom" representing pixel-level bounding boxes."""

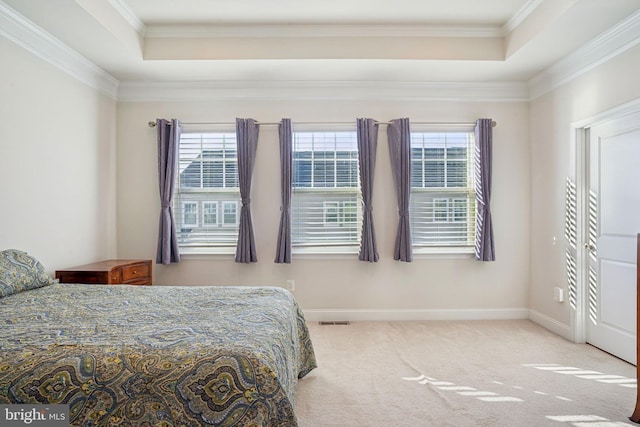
[
  {"left": 529, "top": 44, "right": 640, "bottom": 335},
  {"left": 117, "top": 97, "right": 530, "bottom": 319},
  {"left": 0, "top": 36, "right": 117, "bottom": 273}
]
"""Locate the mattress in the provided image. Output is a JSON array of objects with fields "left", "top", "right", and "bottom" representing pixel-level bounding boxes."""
[{"left": 0, "top": 283, "right": 317, "bottom": 426}]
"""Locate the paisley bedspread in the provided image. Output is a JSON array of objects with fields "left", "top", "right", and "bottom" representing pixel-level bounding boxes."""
[{"left": 0, "top": 284, "right": 317, "bottom": 426}]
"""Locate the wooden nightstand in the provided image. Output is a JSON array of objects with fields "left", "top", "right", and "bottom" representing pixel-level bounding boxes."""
[{"left": 55, "top": 259, "right": 152, "bottom": 286}]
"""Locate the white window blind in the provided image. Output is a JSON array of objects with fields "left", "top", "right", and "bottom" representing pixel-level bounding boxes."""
[
  {"left": 174, "top": 132, "right": 240, "bottom": 248},
  {"left": 410, "top": 131, "right": 476, "bottom": 247},
  {"left": 292, "top": 131, "right": 361, "bottom": 247}
]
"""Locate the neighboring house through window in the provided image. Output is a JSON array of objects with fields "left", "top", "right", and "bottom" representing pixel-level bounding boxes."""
[
  {"left": 410, "top": 130, "right": 476, "bottom": 248},
  {"left": 174, "top": 132, "right": 240, "bottom": 250},
  {"left": 292, "top": 130, "right": 362, "bottom": 249},
  {"left": 173, "top": 127, "right": 475, "bottom": 254}
]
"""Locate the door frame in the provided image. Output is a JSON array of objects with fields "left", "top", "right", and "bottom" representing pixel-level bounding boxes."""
[{"left": 570, "top": 98, "right": 640, "bottom": 345}]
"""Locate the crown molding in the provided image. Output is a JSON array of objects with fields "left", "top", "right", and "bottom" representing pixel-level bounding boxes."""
[
  {"left": 0, "top": 1, "right": 119, "bottom": 99},
  {"left": 107, "top": 0, "right": 146, "bottom": 35},
  {"left": 145, "top": 23, "right": 503, "bottom": 39},
  {"left": 502, "top": 0, "right": 544, "bottom": 34},
  {"left": 528, "top": 9, "right": 640, "bottom": 100},
  {"left": 118, "top": 80, "right": 529, "bottom": 103}
]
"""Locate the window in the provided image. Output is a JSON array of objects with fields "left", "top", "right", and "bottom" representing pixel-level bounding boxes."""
[
  {"left": 341, "top": 200, "right": 358, "bottom": 224},
  {"left": 323, "top": 201, "right": 340, "bottom": 225},
  {"left": 292, "top": 131, "right": 361, "bottom": 248},
  {"left": 222, "top": 201, "right": 239, "bottom": 226},
  {"left": 182, "top": 202, "right": 198, "bottom": 226},
  {"left": 431, "top": 197, "right": 469, "bottom": 223},
  {"left": 202, "top": 201, "right": 218, "bottom": 226},
  {"left": 322, "top": 201, "right": 358, "bottom": 226},
  {"left": 432, "top": 198, "right": 448, "bottom": 223},
  {"left": 175, "top": 132, "right": 240, "bottom": 249},
  {"left": 410, "top": 131, "right": 476, "bottom": 247}
]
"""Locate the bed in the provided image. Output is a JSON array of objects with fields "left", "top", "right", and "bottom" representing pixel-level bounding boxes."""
[{"left": 0, "top": 249, "right": 317, "bottom": 426}]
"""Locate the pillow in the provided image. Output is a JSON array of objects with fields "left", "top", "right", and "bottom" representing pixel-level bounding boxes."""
[{"left": 0, "top": 249, "right": 58, "bottom": 298}]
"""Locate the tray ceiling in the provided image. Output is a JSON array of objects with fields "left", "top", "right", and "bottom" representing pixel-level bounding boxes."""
[{"left": 2, "top": 0, "right": 639, "bottom": 89}]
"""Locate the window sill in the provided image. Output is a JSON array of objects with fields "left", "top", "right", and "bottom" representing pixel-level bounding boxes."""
[
  {"left": 412, "top": 246, "right": 475, "bottom": 259},
  {"left": 178, "top": 246, "right": 236, "bottom": 260},
  {"left": 292, "top": 246, "right": 360, "bottom": 260},
  {"left": 177, "top": 246, "right": 363, "bottom": 260},
  {"left": 176, "top": 246, "right": 474, "bottom": 261}
]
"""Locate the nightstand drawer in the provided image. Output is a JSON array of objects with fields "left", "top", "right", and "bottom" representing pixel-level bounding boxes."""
[{"left": 122, "top": 263, "right": 150, "bottom": 283}]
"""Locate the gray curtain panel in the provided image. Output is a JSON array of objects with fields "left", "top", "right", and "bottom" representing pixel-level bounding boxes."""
[
  {"left": 387, "top": 118, "right": 413, "bottom": 262},
  {"left": 474, "top": 118, "right": 495, "bottom": 261},
  {"left": 275, "top": 118, "right": 293, "bottom": 264},
  {"left": 235, "top": 118, "right": 260, "bottom": 263},
  {"left": 357, "top": 118, "right": 380, "bottom": 262},
  {"left": 156, "top": 118, "right": 181, "bottom": 265}
]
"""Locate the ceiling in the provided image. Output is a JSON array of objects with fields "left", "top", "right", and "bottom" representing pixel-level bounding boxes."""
[{"left": 3, "top": 0, "right": 640, "bottom": 88}]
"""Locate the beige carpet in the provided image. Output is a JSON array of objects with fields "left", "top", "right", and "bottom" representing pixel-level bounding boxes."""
[{"left": 295, "top": 320, "right": 637, "bottom": 427}]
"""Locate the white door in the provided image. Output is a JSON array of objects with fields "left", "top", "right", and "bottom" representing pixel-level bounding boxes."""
[{"left": 586, "top": 112, "right": 640, "bottom": 365}]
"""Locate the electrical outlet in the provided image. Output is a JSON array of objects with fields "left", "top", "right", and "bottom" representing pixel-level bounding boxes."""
[
  {"left": 553, "top": 287, "right": 564, "bottom": 303},
  {"left": 286, "top": 279, "right": 295, "bottom": 292}
]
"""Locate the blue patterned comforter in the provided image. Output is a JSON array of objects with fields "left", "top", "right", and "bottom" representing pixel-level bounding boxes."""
[{"left": 0, "top": 284, "right": 317, "bottom": 426}]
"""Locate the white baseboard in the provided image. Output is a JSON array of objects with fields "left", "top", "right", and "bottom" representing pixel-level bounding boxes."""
[
  {"left": 303, "top": 307, "right": 530, "bottom": 322},
  {"left": 303, "top": 308, "right": 575, "bottom": 342},
  {"left": 528, "top": 309, "right": 572, "bottom": 341}
]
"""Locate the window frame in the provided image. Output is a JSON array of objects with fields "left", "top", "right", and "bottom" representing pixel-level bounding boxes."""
[
  {"left": 221, "top": 200, "right": 239, "bottom": 227},
  {"left": 182, "top": 201, "right": 199, "bottom": 227},
  {"left": 432, "top": 198, "right": 449, "bottom": 223},
  {"left": 202, "top": 201, "right": 219, "bottom": 227},
  {"left": 174, "top": 130, "right": 241, "bottom": 255},
  {"left": 409, "top": 126, "right": 476, "bottom": 255},
  {"left": 291, "top": 128, "right": 362, "bottom": 254},
  {"left": 340, "top": 200, "right": 358, "bottom": 225},
  {"left": 322, "top": 201, "right": 341, "bottom": 226}
]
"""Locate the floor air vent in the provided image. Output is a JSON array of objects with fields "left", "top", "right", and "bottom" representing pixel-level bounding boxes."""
[{"left": 319, "top": 321, "right": 351, "bottom": 326}]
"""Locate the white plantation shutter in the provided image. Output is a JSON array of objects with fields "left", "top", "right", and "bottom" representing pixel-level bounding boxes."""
[
  {"left": 587, "top": 189, "right": 598, "bottom": 324},
  {"left": 292, "top": 131, "right": 362, "bottom": 247},
  {"left": 410, "top": 131, "right": 476, "bottom": 247},
  {"left": 564, "top": 178, "right": 578, "bottom": 309},
  {"left": 174, "top": 132, "right": 241, "bottom": 248}
]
